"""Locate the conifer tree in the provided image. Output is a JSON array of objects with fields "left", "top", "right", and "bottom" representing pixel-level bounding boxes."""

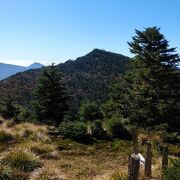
[
  {"left": 125, "top": 27, "right": 180, "bottom": 130},
  {"left": 33, "top": 64, "right": 69, "bottom": 127},
  {"left": 0, "top": 95, "right": 17, "bottom": 119},
  {"left": 108, "top": 27, "right": 180, "bottom": 131}
]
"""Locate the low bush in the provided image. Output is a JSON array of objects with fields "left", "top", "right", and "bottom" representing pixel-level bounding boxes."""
[
  {"left": 0, "top": 95, "right": 17, "bottom": 119},
  {"left": 164, "top": 133, "right": 180, "bottom": 145},
  {"left": 163, "top": 158, "right": 180, "bottom": 180},
  {"left": 58, "top": 121, "right": 89, "bottom": 143},
  {"left": 79, "top": 100, "right": 103, "bottom": 121},
  {"left": 168, "top": 144, "right": 180, "bottom": 156},
  {"left": 16, "top": 106, "right": 35, "bottom": 123},
  {"left": 90, "top": 120, "right": 107, "bottom": 140},
  {"left": 105, "top": 116, "right": 132, "bottom": 140},
  {"left": 2, "top": 148, "right": 41, "bottom": 172}
]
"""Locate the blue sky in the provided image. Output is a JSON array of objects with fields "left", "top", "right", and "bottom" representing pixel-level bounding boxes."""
[{"left": 0, "top": 0, "right": 180, "bottom": 66}]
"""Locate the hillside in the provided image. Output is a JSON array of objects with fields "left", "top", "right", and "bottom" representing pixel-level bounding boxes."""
[
  {"left": 0, "top": 49, "right": 129, "bottom": 114},
  {"left": 0, "top": 62, "right": 44, "bottom": 80}
]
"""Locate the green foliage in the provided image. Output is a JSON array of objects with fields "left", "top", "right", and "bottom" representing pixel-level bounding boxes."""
[
  {"left": 105, "top": 116, "right": 131, "bottom": 140},
  {"left": 33, "top": 64, "right": 69, "bottom": 127},
  {"left": 79, "top": 100, "right": 103, "bottom": 121},
  {"left": 163, "top": 158, "right": 180, "bottom": 180},
  {"left": 164, "top": 133, "right": 180, "bottom": 145},
  {"left": 101, "top": 100, "right": 120, "bottom": 119},
  {"left": 0, "top": 95, "right": 17, "bottom": 119},
  {"left": 2, "top": 148, "right": 41, "bottom": 172},
  {"left": 106, "top": 27, "right": 180, "bottom": 132},
  {"left": 58, "top": 121, "right": 89, "bottom": 142},
  {"left": 90, "top": 120, "right": 107, "bottom": 140},
  {"left": 126, "top": 27, "right": 180, "bottom": 130},
  {"left": 16, "top": 106, "right": 35, "bottom": 123}
]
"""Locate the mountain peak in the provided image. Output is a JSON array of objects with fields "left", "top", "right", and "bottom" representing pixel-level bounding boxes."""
[
  {"left": 27, "top": 62, "right": 44, "bottom": 69},
  {"left": 87, "top": 48, "right": 108, "bottom": 56},
  {"left": 0, "top": 62, "right": 44, "bottom": 81}
]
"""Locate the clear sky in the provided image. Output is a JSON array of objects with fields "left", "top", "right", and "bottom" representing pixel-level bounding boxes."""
[{"left": 0, "top": 0, "right": 180, "bottom": 66}]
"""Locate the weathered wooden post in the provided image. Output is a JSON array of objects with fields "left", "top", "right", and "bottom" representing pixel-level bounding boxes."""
[
  {"left": 132, "top": 127, "right": 139, "bottom": 155},
  {"left": 128, "top": 127, "right": 140, "bottom": 180},
  {"left": 128, "top": 154, "right": 140, "bottom": 180},
  {"left": 145, "top": 140, "right": 152, "bottom": 178},
  {"left": 161, "top": 146, "right": 169, "bottom": 180}
]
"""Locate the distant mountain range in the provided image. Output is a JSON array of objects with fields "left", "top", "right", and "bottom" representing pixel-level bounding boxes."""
[{"left": 0, "top": 62, "right": 44, "bottom": 80}]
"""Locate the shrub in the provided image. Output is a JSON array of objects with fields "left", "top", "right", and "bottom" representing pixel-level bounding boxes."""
[
  {"left": 16, "top": 106, "right": 34, "bottom": 123},
  {"left": 163, "top": 158, "right": 180, "bottom": 180},
  {"left": 0, "top": 95, "right": 17, "bottom": 119},
  {"left": 164, "top": 133, "right": 180, "bottom": 145},
  {"left": 0, "top": 130, "right": 15, "bottom": 143},
  {"left": 79, "top": 100, "right": 103, "bottom": 121},
  {"left": 105, "top": 116, "right": 131, "bottom": 140},
  {"left": 58, "top": 121, "right": 89, "bottom": 142},
  {"left": 2, "top": 148, "right": 41, "bottom": 172},
  {"left": 90, "top": 120, "right": 107, "bottom": 140}
]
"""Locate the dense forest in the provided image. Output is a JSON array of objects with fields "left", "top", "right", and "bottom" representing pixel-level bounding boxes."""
[{"left": 0, "top": 49, "right": 129, "bottom": 117}]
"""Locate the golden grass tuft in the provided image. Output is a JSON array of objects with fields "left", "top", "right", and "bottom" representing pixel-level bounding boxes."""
[
  {"left": 30, "top": 163, "right": 64, "bottom": 180},
  {"left": 19, "top": 141, "right": 58, "bottom": 159},
  {"left": 1, "top": 148, "right": 42, "bottom": 172},
  {"left": 9, "top": 122, "right": 50, "bottom": 143}
]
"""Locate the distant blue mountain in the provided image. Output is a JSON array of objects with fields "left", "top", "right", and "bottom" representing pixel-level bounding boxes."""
[
  {"left": 26, "top": 62, "right": 44, "bottom": 70},
  {"left": 0, "top": 62, "right": 44, "bottom": 80}
]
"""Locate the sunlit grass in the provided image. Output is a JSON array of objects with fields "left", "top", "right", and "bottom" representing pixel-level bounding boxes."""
[
  {"left": 1, "top": 148, "right": 42, "bottom": 172},
  {"left": 30, "top": 163, "right": 62, "bottom": 180},
  {"left": 0, "top": 118, "right": 178, "bottom": 179}
]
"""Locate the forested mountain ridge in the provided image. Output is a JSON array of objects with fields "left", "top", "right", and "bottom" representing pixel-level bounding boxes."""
[{"left": 0, "top": 49, "right": 129, "bottom": 114}]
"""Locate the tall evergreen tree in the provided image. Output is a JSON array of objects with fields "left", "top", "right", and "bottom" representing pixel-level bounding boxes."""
[
  {"left": 126, "top": 27, "right": 180, "bottom": 130},
  {"left": 33, "top": 64, "right": 69, "bottom": 127},
  {"left": 109, "top": 27, "right": 180, "bottom": 131}
]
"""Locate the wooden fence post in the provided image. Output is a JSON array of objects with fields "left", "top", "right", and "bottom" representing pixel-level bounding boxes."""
[
  {"left": 128, "top": 154, "right": 140, "bottom": 180},
  {"left": 145, "top": 140, "right": 152, "bottom": 178},
  {"left": 132, "top": 127, "right": 139, "bottom": 155},
  {"left": 161, "top": 146, "right": 169, "bottom": 180}
]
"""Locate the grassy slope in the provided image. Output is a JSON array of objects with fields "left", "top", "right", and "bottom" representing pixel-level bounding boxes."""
[{"left": 1, "top": 117, "right": 178, "bottom": 180}]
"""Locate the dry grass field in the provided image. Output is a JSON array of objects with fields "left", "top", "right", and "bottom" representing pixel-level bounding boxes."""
[{"left": 0, "top": 117, "right": 179, "bottom": 180}]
